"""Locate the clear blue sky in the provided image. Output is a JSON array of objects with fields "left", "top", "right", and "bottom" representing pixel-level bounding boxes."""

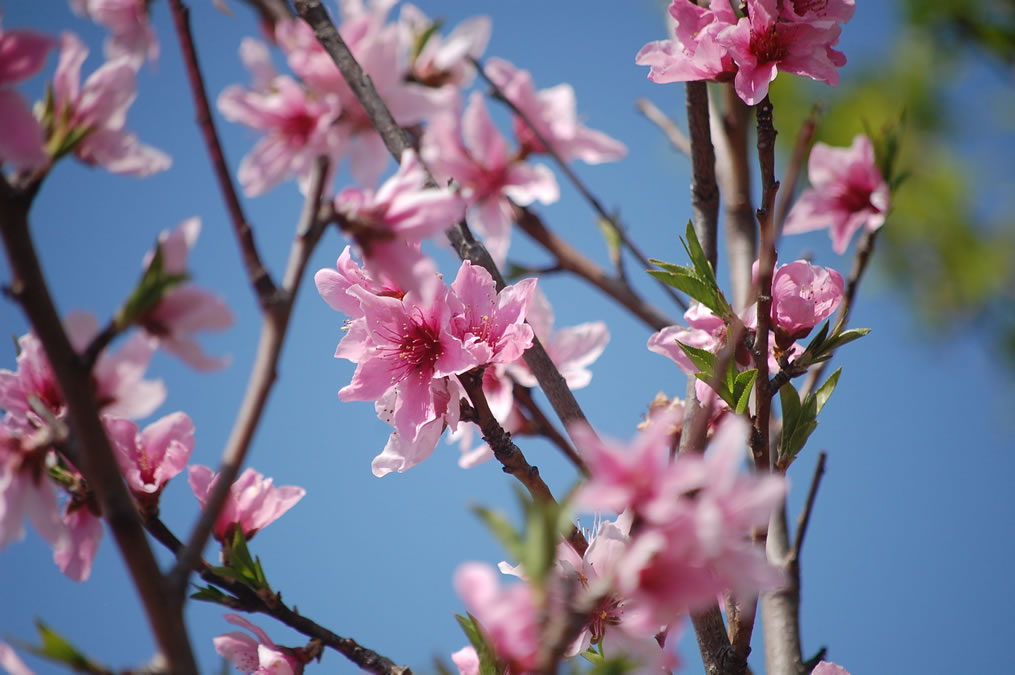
[{"left": 1, "top": 2, "right": 1013, "bottom": 673}]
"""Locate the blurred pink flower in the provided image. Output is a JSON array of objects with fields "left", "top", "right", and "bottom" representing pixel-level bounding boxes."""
[
  {"left": 422, "top": 92, "right": 558, "bottom": 265},
  {"left": 53, "top": 505, "right": 102, "bottom": 582},
  {"left": 335, "top": 149, "right": 465, "bottom": 299},
  {"left": 188, "top": 466, "right": 305, "bottom": 541},
  {"left": 139, "top": 218, "right": 233, "bottom": 370},
  {"left": 636, "top": 1, "right": 738, "bottom": 86},
  {"left": 218, "top": 38, "right": 343, "bottom": 197},
  {"left": 769, "top": 260, "right": 844, "bottom": 345},
  {"left": 214, "top": 614, "right": 303, "bottom": 675},
  {"left": 400, "top": 5, "right": 490, "bottom": 88},
  {"left": 454, "top": 562, "right": 540, "bottom": 673},
  {"left": 450, "top": 646, "right": 478, "bottom": 675},
  {"left": 0, "top": 642, "right": 35, "bottom": 675},
  {"left": 783, "top": 134, "right": 890, "bottom": 254},
  {"left": 0, "top": 21, "right": 54, "bottom": 169},
  {"left": 104, "top": 412, "right": 195, "bottom": 496},
  {"left": 813, "top": 661, "right": 850, "bottom": 675},
  {"left": 69, "top": 0, "right": 158, "bottom": 69},
  {"left": 0, "top": 430, "right": 67, "bottom": 555},
  {"left": 51, "top": 32, "right": 170, "bottom": 175},
  {"left": 485, "top": 57, "right": 627, "bottom": 164}
]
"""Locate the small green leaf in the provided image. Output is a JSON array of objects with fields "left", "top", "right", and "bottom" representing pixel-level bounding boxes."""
[
  {"left": 597, "top": 217, "right": 623, "bottom": 269},
  {"left": 683, "top": 221, "right": 717, "bottom": 286},
  {"left": 26, "top": 621, "right": 96, "bottom": 671},
  {"left": 804, "top": 320, "right": 831, "bottom": 355},
  {"left": 191, "top": 585, "right": 237, "bottom": 607},
  {"left": 646, "top": 269, "right": 714, "bottom": 306},
  {"left": 676, "top": 341, "right": 718, "bottom": 375},
  {"left": 455, "top": 613, "right": 499, "bottom": 675},
  {"left": 822, "top": 328, "right": 871, "bottom": 352},
  {"left": 732, "top": 369, "right": 758, "bottom": 415},
  {"left": 813, "top": 367, "right": 842, "bottom": 415},
  {"left": 117, "top": 243, "right": 189, "bottom": 329},
  {"left": 471, "top": 506, "right": 523, "bottom": 563},
  {"left": 410, "top": 19, "right": 443, "bottom": 64}
]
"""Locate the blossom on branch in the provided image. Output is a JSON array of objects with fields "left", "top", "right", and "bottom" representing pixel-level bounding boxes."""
[
  {"left": 422, "top": 92, "right": 558, "bottom": 265},
  {"left": 49, "top": 32, "right": 170, "bottom": 175},
  {"left": 69, "top": 0, "right": 158, "bottom": 69},
  {"left": 783, "top": 134, "right": 890, "bottom": 253},
  {"left": 485, "top": 57, "right": 627, "bottom": 164},
  {"left": 214, "top": 614, "right": 304, "bottom": 675},
  {"left": 104, "top": 412, "right": 195, "bottom": 497},
  {"left": 188, "top": 466, "right": 305, "bottom": 541},
  {"left": 768, "top": 259, "right": 844, "bottom": 347},
  {"left": 399, "top": 4, "right": 491, "bottom": 89},
  {"left": 0, "top": 21, "right": 53, "bottom": 169}
]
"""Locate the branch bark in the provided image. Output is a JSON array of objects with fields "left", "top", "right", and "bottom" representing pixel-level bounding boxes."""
[{"left": 0, "top": 178, "right": 198, "bottom": 675}]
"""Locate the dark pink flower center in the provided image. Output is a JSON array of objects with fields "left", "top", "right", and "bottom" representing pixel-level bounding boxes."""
[
  {"left": 750, "top": 25, "right": 789, "bottom": 64},
  {"left": 377, "top": 312, "right": 443, "bottom": 384},
  {"left": 283, "top": 110, "right": 317, "bottom": 143},
  {"left": 833, "top": 182, "right": 877, "bottom": 214},
  {"left": 791, "top": 0, "right": 830, "bottom": 16}
]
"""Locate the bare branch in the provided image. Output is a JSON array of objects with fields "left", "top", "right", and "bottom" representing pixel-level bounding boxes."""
[
  {"left": 168, "top": 0, "right": 277, "bottom": 305},
  {"left": 774, "top": 107, "right": 820, "bottom": 239},
  {"left": 170, "top": 158, "right": 330, "bottom": 596},
  {"left": 0, "top": 177, "right": 198, "bottom": 674},
  {"left": 636, "top": 98, "right": 692, "bottom": 156},
  {"left": 511, "top": 381, "right": 587, "bottom": 475},
  {"left": 789, "top": 451, "right": 827, "bottom": 566}
]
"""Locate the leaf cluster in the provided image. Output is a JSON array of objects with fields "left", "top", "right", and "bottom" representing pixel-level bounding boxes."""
[
  {"left": 778, "top": 368, "right": 841, "bottom": 470},
  {"left": 648, "top": 222, "right": 733, "bottom": 321}
]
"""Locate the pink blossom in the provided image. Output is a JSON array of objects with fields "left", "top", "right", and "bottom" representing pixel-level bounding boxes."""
[
  {"left": 716, "top": 0, "right": 852, "bottom": 105},
  {"left": 454, "top": 562, "right": 540, "bottom": 672},
  {"left": 69, "top": 0, "right": 158, "bottom": 69},
  {"left": 647, "top": 303, "right": 727, "bottom": 375},
  {"left": 139, "top": 218, "right": 233, "bottom": 370},
  {"left": 612, "top": 418, "right": 786, "bottom": 626},
  {"left": 0, "top": 22, "right": 54, "bottom": 169},
  {"left": 0, "top": 642, "right": 35, "bottom": 675},
  {"left": 188, "top": 466, "right": 305, "bottom": 541},
  {"left": 450, "top": 261, "right": 536, "bottom": 366},
  {"left": 484, "top": 58, "right": 627, "bottom": 164},
  {"left": 104, "top": 412, "right": 194, "bottom": 496},
  {"left": 218, "top": 38, "right": 343, "bottom": 196},
  {"left": 275, "top": 8, "right": 450, "bottom": 186},
  {"left": 0, "top": 316, "right": 164, "bottom": 434},
  {"left": 783, "top": 134, "right": 890, "bottom": 253},
  {"left": 314, "top": 245, "right": 404, "bottom": 320},
  {"left": 50, "top": 32, "right": 169, "bottom": 175},
  {"left": 0, "top": 433, "right": 67, "bottom": 554},
  {"left": 214, "top": 614, "right": 303, "bottom": 675},
  {"left": 813, "top": 661, "right": 851, "bottom": 675},
  {"left": 635, "top": 1, "right": 739, "bottom": 86},
  {"left": 370, "top": 376, "right": 463, "bottom": 476},
  {"left": 335, "top": 149, "right": 465, "bottom": 298},
  {"left": 450, "top": 646, "right": 478, "bottom": 675},
  {"left": 769, "top": 260, "right": 844, "bottom": 345},
  {"left": 507, "top": 288, "right": 609, "bottom": 390},
  {"left": 400, "top": 5, "right": 490, "bottom": 89},
  {"left": 52, "top": 505, "right": 102, "bottom": 582},
  {"left": 422, "top": 92, "right": 559, "bottom": 265}
]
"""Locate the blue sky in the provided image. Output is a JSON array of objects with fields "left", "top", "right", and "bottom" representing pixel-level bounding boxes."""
[{"left": 1, "top": 2, "right": 1013, "bottom": 673}]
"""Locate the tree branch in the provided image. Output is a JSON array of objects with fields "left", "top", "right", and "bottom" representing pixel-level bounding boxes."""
[
  {"left": 774, "top": 107, "right": 819, "bottom": 239},
  {"left": 458, "top": 371, "right": 588, "bottom": 557},
  {"left": 635, "top": 98, "right": 691, "bottom": 157},
  {"left": 168, "top": 0, "right": 277, "bottom": 306},
  {"left": 170, "top": 158, "right": 330, "bottom": 596},
  {"left": 512, "top": 204, "right": 675, "bottom": 332},
  {"left": 511, "top": 381, "right": 587, "bottom": 475},
  {"left": 0, "top": 177, "right": 198, "bottom": 674},
  {"left": 292, "top": 0, "right": 594, "bottom": 438}
]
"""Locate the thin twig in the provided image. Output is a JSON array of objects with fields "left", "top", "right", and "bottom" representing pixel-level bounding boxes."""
[
  {"left": 168, "top": 0, "right": 277, "bottom": 305},
  {"left": 512, "top": 204, "right": 675, "bottom": 332},
  {"left": 789, "top": 451, "right": 827, "bottom": 566},
  {"left": 0, "top": 177, "right": 198, "bottom": 674},
  {"left": 636, "top": 97, "right": 692, "bottom": 156},
  {"left": 458, "top": 370, "right": 588, "bottom": 557},
  {"left": 471, "top": 56, "right": 688, "bottom": 312},
  {"left": 170, "top": 158, "right": 330, "bottom": 597},
  {"left": 511, "top": 381, "right": 587, "bottom": 475},
  {"left": 292, "top": 0, "right": 593, "bottom": 437},
  {"left": 147, "top": 518, "right": 412, "bottom": 675}
]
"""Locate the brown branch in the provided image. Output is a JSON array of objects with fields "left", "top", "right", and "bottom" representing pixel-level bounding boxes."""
[
  {"left": 692, "top": 605, "right": 746, "bottom": 675},
  {"left": 471, "top": 57, "right": 688, "bottom": 312},
  {"left": 170, "top": 158, "right": 330, "bottom": 596},
  {"left": 0, "top": 177, "right": 198, "bottom": 674},
  {"left": 511, "top": 381, "right": 587, "bottom": 475},
  {"left": 458, "top": 370, "right": 588, "bottom": 557},
  {"left": 712, "top": 84, "right": 757, "bottom": 310},
  {"left": 292, "top": 0, "right": 593, "bottom": 437},
  {"left": 512, "top": 204, "right": 675, "bottom": 332},
  {"left": 168, "top": 0, "right": 277, "bottom": 305},
  {"left": 636, "top": 97, "right": 691, "bottom": 157},
  {"left": 147, "top": 518, "right": 412, "bottom": 675},
  {"left": 761, "top": 504, "right": 804, "bottom": 675}
]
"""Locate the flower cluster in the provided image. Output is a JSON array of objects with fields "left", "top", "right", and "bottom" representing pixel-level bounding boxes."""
[{"left": 637, "top": 0, "right": 854, "bottom": 105}]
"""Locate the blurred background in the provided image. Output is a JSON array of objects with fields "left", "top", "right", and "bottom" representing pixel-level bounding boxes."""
[{"left": 1, "top": 1, "right": 1013, "bottom": 673}]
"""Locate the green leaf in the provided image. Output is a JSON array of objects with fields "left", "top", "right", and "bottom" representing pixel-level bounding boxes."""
[
  {"left": 646, "top": 269, "right": 714, "bottom": 307},
  {"left": 813, "top": 368, "right": 842, "bottom": 415},
  {"left": 823, "top": 328, "right": 871, "bottom": 352},
  {"left": 683, "top": 221, "right": 717, "bottom": 286},
  {"left": 676, "top": 341, "right": 717, "bottom": 375},
  {"left": 597, "top": 217, "right": 623, "bottom": 269},
  {"left": 732, "top": 369, "right": 758, "bottom": 415},
  {"left": 471, "top": 505, "right": 523, "bottom": 563},
  {"left": 410, "top": 19, "right": 443, "bottom": 64},
  {"left": 190, "top": 585, "right": 237, "bottom": 607},
  {"left": 804, "top": 320, "right": 831, "bottom": 355},
  {"left": 455, "top": 614, "right": 499, "bottom": 675},
  {"left": 25, "top": 621, "right": 97, "bottom": 671},
  {"left": 117, "top": 243, "right": 189, "bottom": 329}
]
